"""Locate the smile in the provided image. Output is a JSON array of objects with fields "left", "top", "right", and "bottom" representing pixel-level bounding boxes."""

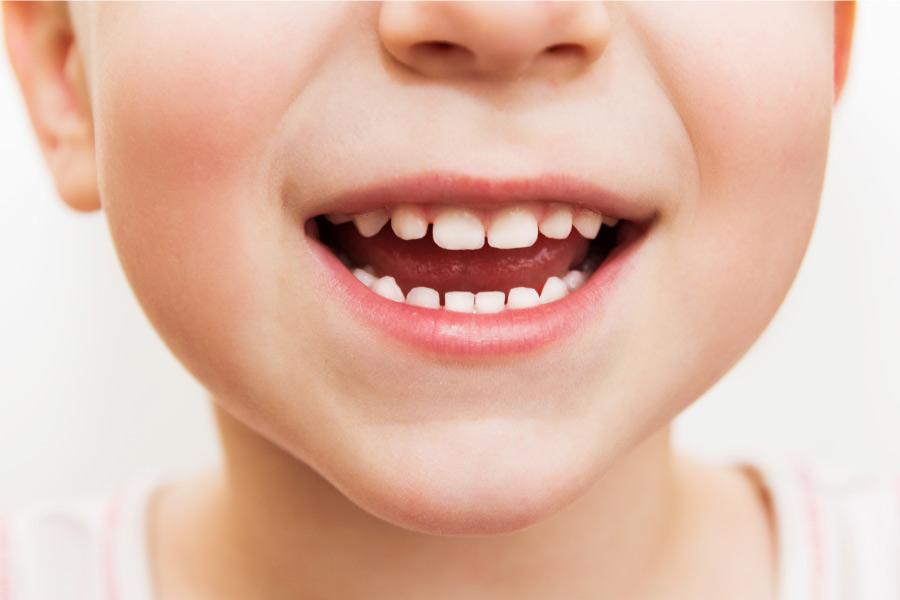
[{"left": 304, "top": 174, "right": 653, "bottom": 355}]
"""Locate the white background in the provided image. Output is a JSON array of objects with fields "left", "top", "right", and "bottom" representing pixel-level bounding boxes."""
[{"left": 2, "top": 5, "right": 899, "bottom": 510}]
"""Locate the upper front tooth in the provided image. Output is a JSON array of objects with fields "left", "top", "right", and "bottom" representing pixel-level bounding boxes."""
[
  {"left": 353, "top": 210, "right": 390, "bottom": 237},
  {"left": 539, "top": 204, "right": 573, "bottom": 239},
  {"left": 391, "top": 205, "right": 428, "bottom": 240},
  {"left": 487, "top": 207, "right": 538, "bottom": 249},
  {"left": 573, "top": 210, "right": 602, "bottom": 239},
  {"left": 432, "top": 208, "right": 485, "bottom": 250}
]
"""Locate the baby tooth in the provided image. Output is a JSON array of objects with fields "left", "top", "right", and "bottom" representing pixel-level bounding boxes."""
[
  {"left": 506, "top": 287, "right": 540, "bottom": 309},
  {"left": 406, "top": 286, "right": 441, "bottom": 309},
  {"left": 475, "top": 291, "right": 506, "bottom": 314},
  {"left": 573, "top": 211, "right": 602, "bottom": 239},
  {"left": 602, "top": 215, "right": 619, "bottom": 227},
  {"left": 391, "top": 205, "right": 428, "bottom": 240},
  {"left": 487, "top": 207, "right": 538, "bottom": 249},
  {"left": 326, "top": 213, "right": 353, "bottom": 225},
  {"left": 562, "top": 270, "right": 586, "bottom": 291},
  {"left": 539, "top": 276, "right": 569, "bottom": 304},
  {"left": 353, "top": 268, "right": 377, "bottom": 288},
  {"left": 539, "top": 204, "right": 573, "bottom": 239},
  {"left": 371, "top": 276, "right": 405, "bottom": 303},
  {"left": 353, "top": 210, "right": 390, "bottom": 237},
  {"left": 445, "top": 291, "right": 476, "bottom": 313},
  {"left": 432, "top": 208, "right": 485, "bottom": 250}
]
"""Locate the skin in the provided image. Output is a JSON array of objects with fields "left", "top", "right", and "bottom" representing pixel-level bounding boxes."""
[{"left": 4, "top": 2, "right": 855, "bottom": 599}]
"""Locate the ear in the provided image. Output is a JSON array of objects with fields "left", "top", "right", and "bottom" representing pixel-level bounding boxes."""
[
  {"left": 833, "top": 1, "right": 855, "bottom": 103},
  {"left": 3, "top": 1, "right": 99, "bottom": 212}
]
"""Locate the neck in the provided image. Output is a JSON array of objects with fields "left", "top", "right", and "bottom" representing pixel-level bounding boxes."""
[{"left": 193, "top": 405, "right": 685, "bottom": 600}]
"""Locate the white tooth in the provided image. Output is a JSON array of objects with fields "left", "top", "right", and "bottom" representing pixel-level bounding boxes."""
[
  {"left": 506, "top": 287, "right": 540, "bottom": 309},
  {"left": 391, "top": 205, "right": 428, "bottom": 240},
  {"left": 371, "top": 276, "right": 405, "bottom": 303},
  {"left": 562, "top": 270, "right": 586, "bottom": 291},
  {"left": 326, "top": 213, "right": 353, "bottom": 225},
  {"left": 487, "top": 207, "right": 538, "bottom": 249},
  {"left": 539, "top": 204, "right": 573, "bottom": 239},
  {"left": 353, "top": 210, "right": 390, "bottom": 237},
  {"left": 444, "top": 291, "right": 476, "bottom": 313},
  {"left": 539, "top": 276, "right": 569, "bottom": 304},
  {"left": 475, "top": 291, "right": 506, "bottom": 314},
  {"left": 353, "top": 268, "right": 377, "bottom": 288},
  {"left": 432, "top": 208, "right": 485, "bottom": 250},
  {"left": 406, "top": 286, "right": 441, "bottom": 309},
  {"left": 573, "top": 211, "right": 602, "bottom": 239},
  {"left": 602, "top": 215, "right": 619, "bottom": 227}
]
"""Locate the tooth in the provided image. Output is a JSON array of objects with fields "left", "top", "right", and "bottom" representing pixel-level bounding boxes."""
[
  {"left": 539, "top": 276, "right": 569, "bottom": 304},
  {"left": 353, "top": 268, "right": 377, "bottom": 288},
  {"left": 326, "top": 213, "right": 353, "bottom": 225},
  {"left": 539, "top": 204, "right": 573, "bottom": 239},
  {"left": 406, "top": 286, "right": 441, "bottom": 309},
  {"left": 432, "top": 208, "right": 485, "bottom": 250},
  {"left": 391, "top": 205, "right": 428, "bottom": 240},
  {"left": 371, "top": 276, "right": 405, "bottom": 303},
  {"left": 444, "top": 291, "right": 476, "bottom": 313},
  {"left": 506, "top": 287, "right": 540, "bottom": 309},
  {"left": 353, "top": 210, "right": 390, "bottom": 237},
  {"left": 573, "top": 210, "right": 602, "bottom": 239},
  {"left": 487, "top": 207, "right": 538, "bottom": 249},
  {"left": 475, "top": 291, "right": 506, "bottom": 314},
  {"left": 602, "top": 215, "right": 619, "bottom": 227},
  {"left": 562, "top": 270, "right": 586, "bottom": 291}
]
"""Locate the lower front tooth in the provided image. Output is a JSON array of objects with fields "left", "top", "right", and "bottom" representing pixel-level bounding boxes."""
[
  {"left": 371, "top": 276, "right": 405, "bottom": 302},
  {"left": 353, "top": 268, "right": 377, "bottom": 288},
  {"left": 539, "top": 276, "right": 569, "bottom": 304},
  {"left": 406, "top": 286, "right": 441, "bottom": 309},
  {"left": 562, "top": 270, "right": 586, "bottom": 291},
  {"left": 506, "top": 287, "right": 540, "bottom": 309},
  {"left": 444, "top": 291, "right": 476, "bottom": 313},
  {"left": 475, "top": 291, "right": 506, "bottom": 314}
]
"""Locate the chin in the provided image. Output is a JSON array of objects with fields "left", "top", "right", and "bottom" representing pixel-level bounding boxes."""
[{"left": 327, "top": 419, "right": 600, "bottom": 536}]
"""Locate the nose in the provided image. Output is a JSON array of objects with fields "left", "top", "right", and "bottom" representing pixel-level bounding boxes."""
[{"left": 378, "top": 2, "right": 610, "bottom": 79}]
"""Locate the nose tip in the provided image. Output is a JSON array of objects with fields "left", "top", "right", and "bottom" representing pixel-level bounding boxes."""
[{"left": 379, "top": 2, "right": 610, "bottom": 79}]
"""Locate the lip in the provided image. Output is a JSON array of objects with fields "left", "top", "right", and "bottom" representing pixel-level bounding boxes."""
[{"left": 302, "top": 173, "right": 653, "bottom": 356}]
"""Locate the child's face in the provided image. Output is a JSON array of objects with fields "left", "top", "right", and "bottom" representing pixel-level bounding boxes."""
[{"left": 74, "top": 3, "right": 834, "bottom": 532}]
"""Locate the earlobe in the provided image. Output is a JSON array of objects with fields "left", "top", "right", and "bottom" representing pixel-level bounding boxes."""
[
  {"left": 833, "top": 1, "right": 855, "bottom": 104},
  {"left": 3, "top": 1, "right": 100, "bottom": 212}
]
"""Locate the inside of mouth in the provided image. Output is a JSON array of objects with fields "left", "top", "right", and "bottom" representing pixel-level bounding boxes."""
[{"left": 310, "top": 210, "right": 631, "bottom": 312}]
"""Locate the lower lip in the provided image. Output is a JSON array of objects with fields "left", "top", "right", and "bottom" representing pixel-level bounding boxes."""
[{"left": 307, "top": 230, "right": 644, "bottom": 356}]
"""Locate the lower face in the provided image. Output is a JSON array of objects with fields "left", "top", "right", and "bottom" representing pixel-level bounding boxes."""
[{"left": 88, "top": 4, "right": 833, "bottom": 533}]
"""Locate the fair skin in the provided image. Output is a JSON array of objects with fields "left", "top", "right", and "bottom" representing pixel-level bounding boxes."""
[{"left": 4, "top": 2, "right": 854, "bottom": 599}]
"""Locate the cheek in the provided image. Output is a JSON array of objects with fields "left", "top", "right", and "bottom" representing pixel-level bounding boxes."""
[
  {"left": 622, "top": 4, "right": 834, "bottom": 390},
  {"left": 90, "top": 5, "right": 340, "bottom": 390}
]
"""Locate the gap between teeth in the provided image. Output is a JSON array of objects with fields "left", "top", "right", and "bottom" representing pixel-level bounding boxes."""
[
  {"left": 327, "top": 202, "right": 617, "bottom": 250},
  {"left": 352, "top": 267, "right": 592, "bottom": 312}
]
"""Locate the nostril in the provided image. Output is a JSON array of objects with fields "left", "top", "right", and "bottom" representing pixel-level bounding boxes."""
[
  {"left": 410, "top": 40, "right": 476, "bottom": 62},
  {"left": 543, "top": 43, "right": 585, "bottom": 59}
]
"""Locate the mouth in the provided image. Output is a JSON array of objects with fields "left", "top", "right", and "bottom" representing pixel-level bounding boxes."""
[{"left": 303, "top": 174, "right": 653, "bottom": 355}]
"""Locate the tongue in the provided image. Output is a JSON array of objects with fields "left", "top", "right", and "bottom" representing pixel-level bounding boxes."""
[{"left": 330, "top": 223, "right": 590, "bottom": 295}]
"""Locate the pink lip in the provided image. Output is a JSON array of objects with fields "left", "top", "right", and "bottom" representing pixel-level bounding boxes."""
[{"left": 304, "top": 174, "right": 652, "bottom": 356}]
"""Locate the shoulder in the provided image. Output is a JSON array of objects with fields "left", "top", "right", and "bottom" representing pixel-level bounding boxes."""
[
  {"left": 741, "top": 455, "right": 900, "bottom": 600},
  {"left": 0, "top": 472, "right": 175, "bottom": 600}
]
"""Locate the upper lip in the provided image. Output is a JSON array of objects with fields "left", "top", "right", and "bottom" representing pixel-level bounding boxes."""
[{"left": 303, "top": 172, "right": 658, "bottom": 224}]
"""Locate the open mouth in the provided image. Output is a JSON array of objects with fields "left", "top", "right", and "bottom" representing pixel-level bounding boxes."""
[{"left": 310, "top": 202, "right": 642, "bottom": 314}]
